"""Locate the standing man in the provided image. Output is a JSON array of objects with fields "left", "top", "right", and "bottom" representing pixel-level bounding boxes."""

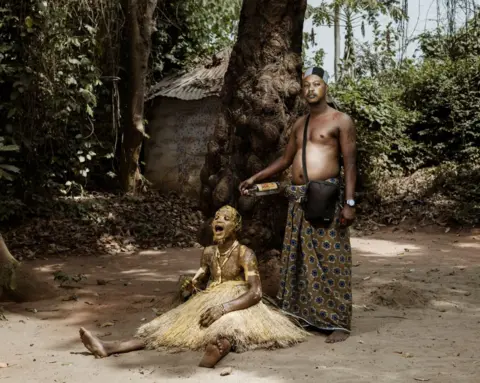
[{"left": 239, "top": 67, "right": 356, "bottom": 343}]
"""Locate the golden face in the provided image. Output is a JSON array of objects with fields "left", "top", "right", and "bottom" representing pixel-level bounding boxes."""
[
  {"left": 211, "top": 205, "right": 242, "bottom": 244},
  {"left": 302, "top": 74, "right": 327, "bottom": 104}
]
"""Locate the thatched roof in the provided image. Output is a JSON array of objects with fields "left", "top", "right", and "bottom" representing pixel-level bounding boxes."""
[
  {"left": 146, "top": 49, "right": 341, "bottom": 110},
  {"left": 146, "top": 50, "right": 230, "bottom": 102}
]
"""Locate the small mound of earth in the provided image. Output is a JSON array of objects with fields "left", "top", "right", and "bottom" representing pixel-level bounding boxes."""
[{"left": 369, "top": 282, "right": 430, "bottom": 309}]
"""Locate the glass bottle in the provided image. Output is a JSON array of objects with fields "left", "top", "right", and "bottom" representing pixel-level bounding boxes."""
[{"left": 245, "top": 182, "right": 284, "bottom": 197}]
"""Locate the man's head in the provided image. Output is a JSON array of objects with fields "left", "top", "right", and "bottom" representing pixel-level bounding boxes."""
[
  {"left": 211, "top": 205, "right": 242, "bottom": 244},
  {"left": 302, "top": 66, "right": 329, "bottom": 105}
]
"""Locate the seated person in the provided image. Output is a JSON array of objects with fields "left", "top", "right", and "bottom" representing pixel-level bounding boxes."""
[{"left": 79, "top": 205, "right": 308, "bottom": 368}]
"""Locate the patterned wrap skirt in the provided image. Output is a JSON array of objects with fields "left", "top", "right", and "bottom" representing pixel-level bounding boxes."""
[{"left": 276, "top": 180, "right": 353, "bottom": 332}]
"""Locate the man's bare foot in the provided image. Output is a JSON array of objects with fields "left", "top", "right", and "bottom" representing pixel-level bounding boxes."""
[
  {"left": 198, "top": 337, "right": 231, "bottom": 368},
  {"left": 325, "top": 330, "right": 349, "bottom": 343},
  {"left": 79, "top": 327, "right": 109, "bottom": 358}
]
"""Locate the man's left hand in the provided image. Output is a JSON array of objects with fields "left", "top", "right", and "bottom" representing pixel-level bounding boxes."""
[
  {"left": 340, "top": 205, "right": 356, "bottom": 227},
  {"left": 199, "top": 305, "right": 225, "bottom": 328}
]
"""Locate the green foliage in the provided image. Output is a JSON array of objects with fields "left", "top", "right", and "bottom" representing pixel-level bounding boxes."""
[
  {"left": 418, "top": 12, "right": 480, "bottom": 61},
  {"left": 150, "top": 0, "right": 242, "bottom": 79},
  {"left": 302, "top": 30, "right": 325, "bottom": 69},
  {"left": 402, "top": 56, "right": 480, "bottom": 164},
  {"left": 330, "top": 8, "right": 480, "bottom": 223},
  {"left": 308, "top": 0, "right": 406, "bottom": 69},
  {"left": 0, "top": 0, "right": 113, "bottom": 198},
  {"left": 400, "top": 12, "right": 480, "bottom": 164},
  {"left": 331, "top": 76, "right": 419, "bottom": 182}
]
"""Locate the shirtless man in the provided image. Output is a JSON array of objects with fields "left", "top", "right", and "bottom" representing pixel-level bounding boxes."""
[
  {"left": 78, "top": 206, "right": 307, "bottom": 367},
  {"left": 239, "top": 66, "right": 357, "bottom": 343}
]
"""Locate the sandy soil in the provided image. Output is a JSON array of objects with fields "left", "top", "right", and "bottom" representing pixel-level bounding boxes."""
[{"left": 1, "top": 230, "right": 479, "bottom": 382}]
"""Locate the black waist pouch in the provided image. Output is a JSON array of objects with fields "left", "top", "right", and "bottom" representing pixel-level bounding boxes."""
[{"left": 302, "top": 180, "right": 340, "bottom": 223}]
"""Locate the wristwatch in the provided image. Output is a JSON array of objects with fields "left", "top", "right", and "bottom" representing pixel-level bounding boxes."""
[{"left": 345, "top": 199, "right": 356, "bottom": 207}]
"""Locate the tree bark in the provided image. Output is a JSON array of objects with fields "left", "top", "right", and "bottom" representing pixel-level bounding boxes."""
[
  {"left": 198, "top": 0, "right": 308, "bottom": 256},
  {"left": 119, "top": 0, "right": 158, "bottom": 193},
  {"left": 0, "top": 234, "right": 55, "bottom": 302}
]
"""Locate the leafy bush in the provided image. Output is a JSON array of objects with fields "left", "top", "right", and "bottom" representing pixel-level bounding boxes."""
[
  {"left": 402, "top": 57, "right": 480, "bottom": 164},
  {"left": 331, "top": 75, "right": 420, "bottom": 183}
]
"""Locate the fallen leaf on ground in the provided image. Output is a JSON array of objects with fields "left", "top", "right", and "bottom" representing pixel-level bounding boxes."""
[
  {"left": 363, "top": 276, "right": 371, "bottom": 281},
  {"left": 220, "top": 367, "right": 232, "bottom": 376},
  {"left": 62, "top": 295, "right": 78, "bottom": 302},
  {"left": 394, "top": 351, "right": 413, "bottom": 358},
  {"left": 25, "top": 308, "right": 37, "bottom": 313},
  {"left": 97, "top": 279, "right": 107, "bottom": 285},
  {"left": 414, "top": 378, "right": 430, "bottom": 382},
  {"left": 100, "top": 322, "right": 114, "bottom": 328}
]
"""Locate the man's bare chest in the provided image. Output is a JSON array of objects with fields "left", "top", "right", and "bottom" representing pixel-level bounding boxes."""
[{"left": 296, "top": 120, "right": 340, "bottom": 147}]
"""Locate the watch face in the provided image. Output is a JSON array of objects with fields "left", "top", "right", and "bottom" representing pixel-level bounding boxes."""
[{"left": 347, "top": 200, "right": 355, "bottom": 207}]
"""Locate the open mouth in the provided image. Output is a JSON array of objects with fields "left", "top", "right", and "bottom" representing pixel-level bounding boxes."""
[{"left": 214, "top": 224, "right": 224, "bottom": 234}]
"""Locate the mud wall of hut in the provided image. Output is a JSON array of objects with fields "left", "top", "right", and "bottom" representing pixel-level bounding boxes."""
[{"left": 144, "top": 96, "right": 220, "bottom": 196}]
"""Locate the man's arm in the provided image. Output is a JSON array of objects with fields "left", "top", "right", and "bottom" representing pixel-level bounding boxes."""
[
  {"left": 239, "top": 118, "right": 301, "bottom": 193},
  {"left": 339, "top": 114, "right": 357, "bottom": 201}
]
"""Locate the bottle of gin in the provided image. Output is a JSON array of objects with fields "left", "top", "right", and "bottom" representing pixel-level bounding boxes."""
[{"left": 245, "top": 182, "right": 283, "bottom": 197}]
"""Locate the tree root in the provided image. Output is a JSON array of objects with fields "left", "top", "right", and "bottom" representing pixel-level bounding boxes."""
[{"left": 0, "top": 234, "right": 56, "bottom": 302}]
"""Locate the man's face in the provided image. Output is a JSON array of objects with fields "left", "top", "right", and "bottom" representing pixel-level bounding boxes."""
[
  {"left": 302, "top": 74, "right": 327, "bottom": 104},
  {"left": 211, "top": 207, "right": 237, "bottom": 244}
]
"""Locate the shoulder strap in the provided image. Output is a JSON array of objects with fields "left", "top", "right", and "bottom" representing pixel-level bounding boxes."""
[{"left": 302, "top": 114, "right": 310, "bottom": 183}]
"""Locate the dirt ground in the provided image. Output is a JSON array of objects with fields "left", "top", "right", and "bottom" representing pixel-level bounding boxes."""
[{"left": 1, "top": 229, "right": 479, "bottom": 382}]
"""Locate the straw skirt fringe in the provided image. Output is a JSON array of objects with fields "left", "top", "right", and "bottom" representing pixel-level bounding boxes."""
[{"left": 136, "top": 280, "right": 309, "bottom": 353}]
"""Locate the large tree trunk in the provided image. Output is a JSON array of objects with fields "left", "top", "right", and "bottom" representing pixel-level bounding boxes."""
[
  {"left": 0, "top": 235, "right": 55, "bottom": 302},
  {"left": 198, "top": 0, "right": 308, "bottom": 256},
  {"left": 119, "top": 0, "right": 158, "bottom": 193}
]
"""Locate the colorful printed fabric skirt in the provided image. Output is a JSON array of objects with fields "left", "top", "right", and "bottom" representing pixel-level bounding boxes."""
[{"left": 276, "top": 180, "right": 352, "bottom": 332}]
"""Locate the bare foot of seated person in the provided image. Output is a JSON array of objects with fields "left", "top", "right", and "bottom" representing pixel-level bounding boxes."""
[
  {"left": 79, "top": 327, "right": 145, "bottom": 358},
  {"left": 198, "top": 337, "right": 232, "bottom": 368}
]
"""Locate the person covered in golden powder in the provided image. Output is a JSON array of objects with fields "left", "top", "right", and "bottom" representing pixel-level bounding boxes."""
[{"left": 78, "top": 205, "right": 308, "bottom": 368}]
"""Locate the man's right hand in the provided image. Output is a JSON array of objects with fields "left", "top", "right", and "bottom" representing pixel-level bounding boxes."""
[{"left": 239, "top": 177, "right": 255, "bottom": 196}]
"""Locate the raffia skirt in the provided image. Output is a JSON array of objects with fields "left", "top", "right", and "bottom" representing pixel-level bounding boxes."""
[{"left": 135, "top": 280, "right": 309, "bottom": 353}]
